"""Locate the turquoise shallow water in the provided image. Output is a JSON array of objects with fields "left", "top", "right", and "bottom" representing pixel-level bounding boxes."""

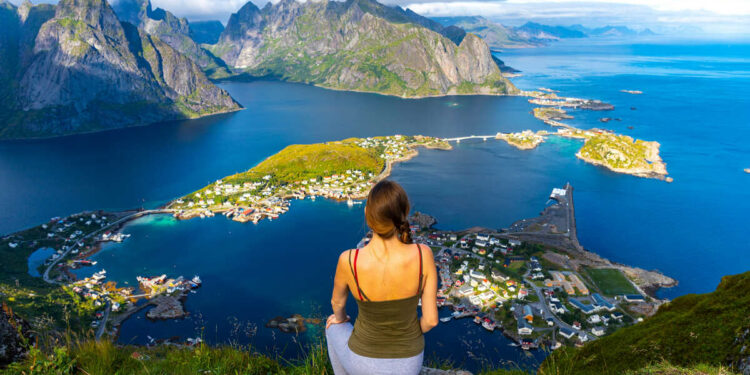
[{"left": 2, "top": 37, "right": 749, "bottom": 370}]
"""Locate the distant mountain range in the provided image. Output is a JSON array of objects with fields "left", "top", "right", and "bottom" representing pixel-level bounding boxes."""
[
  {"left": 0, "top": 0, "right": 239, "bottom": 139},
  {"left": 432, "top": 16, "right": 656, "bottom": 50},
  {"left": 0, "top": 0, "right": 519, "bottom": 138},
  {"left": 209, "top": 0, "right": 517, "bottom": 98}
]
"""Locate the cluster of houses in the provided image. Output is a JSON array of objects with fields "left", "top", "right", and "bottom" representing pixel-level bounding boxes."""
[
  {"left": 70, "top": 270, "right": 129, "bottom": 326},
  {"left": 170, "top": 135, "right": 447, "bottom": 224}
]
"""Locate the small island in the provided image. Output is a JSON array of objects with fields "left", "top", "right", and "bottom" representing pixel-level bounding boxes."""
[{"left": 496, "top": 130, "right": 547, "bottom": 150}]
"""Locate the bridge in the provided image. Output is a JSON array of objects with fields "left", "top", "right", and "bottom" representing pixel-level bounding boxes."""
[{"left": 443, "top": 134, "right": 497, "bottom": 143}]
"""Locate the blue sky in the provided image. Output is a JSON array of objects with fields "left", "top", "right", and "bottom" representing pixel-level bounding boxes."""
[{"left": 12, "top": 0, "right": 750, "bottom": 35}]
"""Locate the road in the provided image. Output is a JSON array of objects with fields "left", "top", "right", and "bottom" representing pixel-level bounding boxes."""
[{"left": 95, "top": 301, "right": 111, "bottom": 340}]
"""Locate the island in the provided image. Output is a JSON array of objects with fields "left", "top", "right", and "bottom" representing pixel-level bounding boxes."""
[
  {"left": 359, "top": 184, "right": 676, "bottom": 350},
  {"left": 496, "top": 130, "right": 547, "bottom": 150},
  {"left": 525, "top": 91, "right": 671, "bottom": 181},
  {"left": 168, "top": 135, "right": 451, "bottom": 223}
]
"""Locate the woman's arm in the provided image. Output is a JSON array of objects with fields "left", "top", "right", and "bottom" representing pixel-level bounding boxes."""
[
  {"left": 419, "top": 245, "right": 439, "bottom": 333},
  {"left": 327, "top": 251, "right": 351, "bottom": 328}
]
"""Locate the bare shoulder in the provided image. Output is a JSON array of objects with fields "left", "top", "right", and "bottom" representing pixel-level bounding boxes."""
[
  {"left": 338, "top": 249, "right": 354, "bottom": 264},
  {"left": 416, "top": 243, "right": 435, "bottom": 260}
]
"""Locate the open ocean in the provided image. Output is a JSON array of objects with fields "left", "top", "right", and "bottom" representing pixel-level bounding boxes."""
[{"left": 2, "top": 37, "right": 749, "bottom": 370}]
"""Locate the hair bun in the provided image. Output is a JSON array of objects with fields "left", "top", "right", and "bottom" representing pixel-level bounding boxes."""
[{"left": 398, "top": 220, "right": 413, "bottom": 244}]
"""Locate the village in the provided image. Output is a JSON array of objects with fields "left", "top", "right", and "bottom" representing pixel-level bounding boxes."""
[
  {"left": 356, "top": 186, "right": 660, "bottom": 351},
  {"left": 167, "top": 135, "right": 451, "bottom": 224}
]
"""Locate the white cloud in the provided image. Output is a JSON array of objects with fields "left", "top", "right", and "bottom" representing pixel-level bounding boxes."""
[{"left": 149, "top": 0, "right": 250, "bottom": 21}]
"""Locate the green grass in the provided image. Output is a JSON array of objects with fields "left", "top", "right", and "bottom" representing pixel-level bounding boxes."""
[
  {"left": 585, "top": 268, "right": 638, "bottom": 296},
  {"left": 210, "top": 139, "right": 383, "bottom": 188},
  {"left": 542, "top": 271, "right": 750, "bottom": 375},
  {"left": 1, "top": 339, "right": 333, "bottom": 375}
]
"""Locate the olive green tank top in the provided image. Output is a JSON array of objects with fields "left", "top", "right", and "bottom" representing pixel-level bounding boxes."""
[{"left": 346, "top": 244, "right": 425, "bottom": 359}]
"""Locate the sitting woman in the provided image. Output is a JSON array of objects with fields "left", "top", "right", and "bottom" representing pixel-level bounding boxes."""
[{"left": 325, "top": 180, "right": 439, "bottom": 375}]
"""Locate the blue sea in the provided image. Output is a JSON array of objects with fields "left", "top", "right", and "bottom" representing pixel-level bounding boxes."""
[{"left": 1, "top": 37, "right": 749, "bottom": 371}]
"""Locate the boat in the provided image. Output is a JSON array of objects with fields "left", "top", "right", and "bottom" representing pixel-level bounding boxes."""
[
  {"left": 440, "top": 317, "right": 452, "bottom": 323},
  {"left": 473, "top": 316, "right": 482, "bottom": 324},
  {"left": 347, "top": 199, "right": 354, "bottom": 207},
  {"left": 482, "top": 318, "right": 495, "bottom": 331},
  {"left": 192, "top": 275, "right": 202, "bottom": 285}
]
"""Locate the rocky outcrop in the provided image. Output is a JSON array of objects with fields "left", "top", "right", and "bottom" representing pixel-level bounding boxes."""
[
  {"left": 211, "top": 0, "right": 517, "bottom": 97},
  {"left": 0, "top": 302, "right": 32, "bottom": 367},
  {"left": 0, "top": 0, "right": 239, "bottom": 139}
]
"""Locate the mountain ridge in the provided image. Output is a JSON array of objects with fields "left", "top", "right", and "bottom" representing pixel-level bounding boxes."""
[
  {"left": 210, "top": 0, "right": 517, "bottom": 97},
  {"left": 0, "top": 0, "right": 240, "bottom": 139}
]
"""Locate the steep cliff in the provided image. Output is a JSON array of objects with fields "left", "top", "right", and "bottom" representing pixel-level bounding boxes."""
[
  {"left": 211, "top": 0, "right": 517, "bottom": 97},
  {"left": 111, "top": 0, "right": 226, "bottom": 72},
  {"left": 0, "top": 0, "right": 239, "bottom": 139}
]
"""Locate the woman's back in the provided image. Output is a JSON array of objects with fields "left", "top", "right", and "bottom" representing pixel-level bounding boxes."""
[
  {"left": 345, "top": 242, "right": 424, "bottom": 302},
  {"left": 344, "top": 244, "right": 426, "bottom": 358},
  {"left": 325, "top": 180, "right": 438, "bottom": 375}
]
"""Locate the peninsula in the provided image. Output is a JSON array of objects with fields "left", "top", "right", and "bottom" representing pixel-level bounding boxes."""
[{"left": 361, "top": 184, "right": 675, "bottom": 350}]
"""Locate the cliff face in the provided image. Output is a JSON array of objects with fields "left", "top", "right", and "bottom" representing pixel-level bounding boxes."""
[
  {"left": 111, "top": 0, "right": 224, "bottom": 70},
  {"left": 0, "top": 302, "right": 32, "bottom": 367},
  {"left": 212, "top": 0, "right": 517, "bottom": 97},
  {"left": 0, "top": 0, "right": 239, "bottom": 139}
]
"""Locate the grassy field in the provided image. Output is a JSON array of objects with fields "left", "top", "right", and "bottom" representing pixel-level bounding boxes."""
[{"left": 585, "top": 267, "right": 638, "bottom": 296}]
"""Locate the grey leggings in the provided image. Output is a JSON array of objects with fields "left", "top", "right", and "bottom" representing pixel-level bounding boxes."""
[{"left": 326, "top": 323, "right": 424, "bottom": 375}]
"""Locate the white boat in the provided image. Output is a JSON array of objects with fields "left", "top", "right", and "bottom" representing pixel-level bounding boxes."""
[
  {"left": 347, "top": 199, "right": 354, "bottom": 206},
  {"left": 440, "top": 317, "right": 452, "bottom": 323}
]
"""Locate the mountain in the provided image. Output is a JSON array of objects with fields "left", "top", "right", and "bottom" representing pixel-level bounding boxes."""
[
  {"left": 0, "top": 0, "right": 240, "bottom": 139},
  {"left": 570, "top": 24, "right": 656, "bottom": 37},
  {"left": 513, "top": 22, "right": 586, "bottom": 41},
  {"left": 111, "top": 0, "right": 226, "bottom": 72},
  {"left": 543, "top": 271, "right": 750, "bottom": 375},
  {"left": 431, "top": 16, "right": 540, "bottom": 49},
  {"left": 210, "top": 0, "right": 517, "bottom": 97},
  {"left": 189, "top": 20, "right": 225, "bottom": 44}
]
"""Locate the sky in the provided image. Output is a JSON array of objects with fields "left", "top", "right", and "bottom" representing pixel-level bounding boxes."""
[{"left": 11, "top": 0, "right": 750, "bottom": 35}]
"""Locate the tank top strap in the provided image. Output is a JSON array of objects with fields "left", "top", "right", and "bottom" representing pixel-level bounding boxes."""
[
  {"left": 348, "top": 249, "right": 370, "bottom": 301},
  {"left": 417, "top": 244, "right": 424, "bottom": 295}
]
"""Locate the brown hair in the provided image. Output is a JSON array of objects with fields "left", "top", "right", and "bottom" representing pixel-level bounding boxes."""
[{"left": 365, "top": 180, "right": 413, "bottom": 244}]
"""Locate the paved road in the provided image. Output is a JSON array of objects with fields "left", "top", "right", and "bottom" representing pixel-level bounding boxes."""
[
  {"left": 95, "top": 301, "right": 111, "bottom": 340},
  {"left": 433, "top": 239, "right": 596, "bottom": 342},
  {"left": 522, "top": 272, "right": 596, "bottom": 342}
]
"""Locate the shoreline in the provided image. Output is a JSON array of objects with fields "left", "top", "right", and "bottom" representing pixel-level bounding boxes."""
[
  {"left": 0, "top": 107, "right": 244, "bottom": 142},
  {"left": 408, "top": 184, "right": 676, "bottom": 350}
]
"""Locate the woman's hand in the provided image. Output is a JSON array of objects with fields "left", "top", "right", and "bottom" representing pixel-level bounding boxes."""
[{"left": 326, "top": 314, "right": 350, "bottom": 329}]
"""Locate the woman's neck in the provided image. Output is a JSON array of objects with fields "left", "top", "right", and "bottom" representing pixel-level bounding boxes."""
[{"left": 368, "top": 233, "right": 402, "bottom": 261}]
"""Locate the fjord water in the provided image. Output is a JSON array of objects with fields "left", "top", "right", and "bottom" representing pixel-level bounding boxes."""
[{"left": 2, "top": 37, "right": 749, "bottom": 369}]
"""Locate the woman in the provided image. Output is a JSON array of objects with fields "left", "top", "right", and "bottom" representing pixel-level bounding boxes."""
[{"left": 325, "top": 180, "right": 439, "bottom": 375}]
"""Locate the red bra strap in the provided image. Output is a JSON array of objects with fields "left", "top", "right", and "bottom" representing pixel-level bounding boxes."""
[{"left": 353, "top": 248, "right": 364, "bottom": 301}]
